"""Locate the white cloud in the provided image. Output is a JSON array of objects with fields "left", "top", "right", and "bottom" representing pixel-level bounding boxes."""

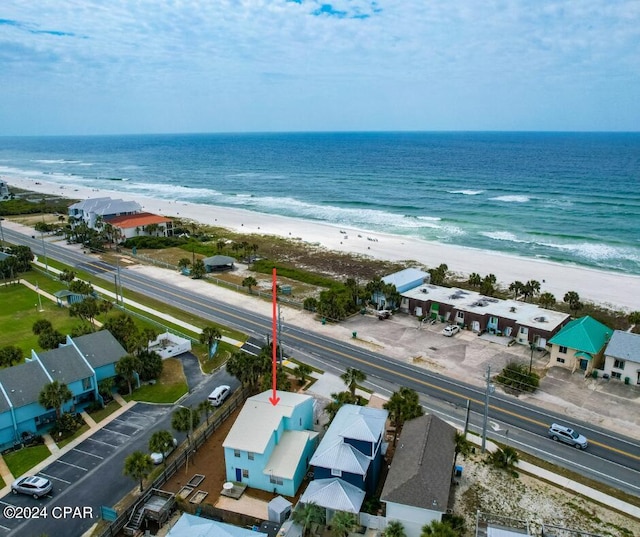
[{"left": 1, "top": 0, "right": 639, "bottom": 134}]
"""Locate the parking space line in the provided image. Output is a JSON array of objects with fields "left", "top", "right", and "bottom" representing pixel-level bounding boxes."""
[
  {"left": 0, "top": 501, "right": 13, "bottom": 508},
  {"left": 73, "top": 447, "right": 104, "bottom": 459},
  {"left": 56, "top": 459, "right": 88, "bottom": 471},
  {"left": 101, "top": 427, "right": 134, "bottom": 438},
  {"left": 85, "top": 437, "right": 118, "bottom": 448},
  {"left": 0, "top": 523, "right": 10, "bottom": 531},
  {"left": 39, "top": 473, "right": 71, "bottom": 485}
]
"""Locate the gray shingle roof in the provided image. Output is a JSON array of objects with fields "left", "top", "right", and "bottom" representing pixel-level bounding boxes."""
[
  {"left": 37, "top": 346, "right": 93, "bottom": 384},
  {"left": 605, "top": 330, "right": 640, "bottom": 363},
  {"left": 381, "top": 414, "right": 456, "bottom": 512},
  {"left": 71, "top": 330, "right": 127, "bottom": 369},
  {"left": 0, "top": 360, "right": 51, "bottom": 408},
  {"left": 203, "top": 255, "right": 236, "bottom": 266}
]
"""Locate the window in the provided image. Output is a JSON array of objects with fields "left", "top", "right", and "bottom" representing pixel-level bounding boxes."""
[
  {"left": 242, "top": 469, "right": 249, "bottom": 478},
  {"left": 270, "top": 475, "right": 284, "bottom": 485},
  {"left": 519, "top": 326, "right": 528, "bottom": 335},
  {"left": 82, "top": 377, "right": 92, "bottom": 391},
  {"left": 331, "top": 468, "right": 342, "bottom": 477},
  {"left": 248, "top": 452, "right": 254, "bottom": 460},
  {"left": 611, "top": 371, "right": 622, "bottom": 379},
  {"left": 556, "top": 358, "right": 565, "bottom": 364},
  {"left": 456, "top": 311, "right": 464, "bottom": 321},
  {"left": 234, "top": 450, "right": 240, "bottom": 458},
  {"left": 613, "top": 359, "right": 625, "bottom": 370},
  {"left": 558, "top": 346, "right": 567, "bottom": 354}
]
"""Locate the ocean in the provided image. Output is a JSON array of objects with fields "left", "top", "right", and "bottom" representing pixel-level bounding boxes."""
[{"left": 1, "top": 132, "right": 639, "bottom": 275}]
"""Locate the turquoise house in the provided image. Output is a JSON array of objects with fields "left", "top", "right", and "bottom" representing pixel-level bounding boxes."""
[
  {"left": 222, "top": 390, "right": 318, "bottom": 497},
  {"left": 0, "top": 331, "right": 127, "bottom": 450}
]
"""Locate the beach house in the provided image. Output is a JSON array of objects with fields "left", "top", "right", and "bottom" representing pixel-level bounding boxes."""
[
  {"left": 401, "top": 283, "right": 569, "bottom": 347},
  {"left": 380, "top": 414, "right": 456, "bottom": 537},
  {"left": 547, "top": 316, "right": 613, "bottom": 374},
  {"left": 222, "top": 390, "right": 318, "bottom": 497},
  {"left": 310, "top": 404, "right": 388, "bottom": 496},
  {"left": 68, "top": 197, "right": 142, "bottom": 228},
  {"left": 105, "top": 212, "right": 174, "bottom": 239},
  {"left": 602, "top": 330, "right": 640, "bottom": 385},
  {"left": 0, "top": 330, "right": 126, "bottom": 450}
]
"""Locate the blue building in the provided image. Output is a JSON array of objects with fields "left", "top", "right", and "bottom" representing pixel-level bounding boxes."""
[
  {"left": 222, "top": 390, "right": 318, "bottom": 497},
  {"left": 0, "top": 330, "right": 127, "bottom": 450},
  {"left": 310, "top": 404, "right": 388, "bottom": 496}
]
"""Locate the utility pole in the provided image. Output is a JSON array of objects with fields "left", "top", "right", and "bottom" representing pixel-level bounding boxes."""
[
  {"left": 40, "top": 231, "right": 49, "bottom": 274},
  {"left": 277, "top": 304, "right": 283, "bottom": 365},
  {"left": 0, "top": 217, "right": 5, "bottom": 247},
  {"left": 481, "top": 365, "right": 494, "bottom": 453}
]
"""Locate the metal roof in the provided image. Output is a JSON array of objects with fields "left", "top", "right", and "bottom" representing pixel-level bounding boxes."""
[
  {"left": 605, "top": 330, "right": 640, "bottom": 363},
  {"left": 548, "top": 316, "right": 613, "bottom": 354},
  {"left": 222, "top": 391, "right": 313, "bottom": 454},
  {"left": 263, "top": 430, "right": 318, "bottom": 480},
  {"left": 166, "top": 513, "right": 268, "bottom": 537},
  {"left": 382, "top": 268, "right": 429, "bottom": 288},
  {"left": 300, "top": 478, "right": 366, "bottom": 513}
]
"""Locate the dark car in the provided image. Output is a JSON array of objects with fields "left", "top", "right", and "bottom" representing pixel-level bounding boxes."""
[{"left": 11, "top": 476, "right": 52, "bottom": 498}]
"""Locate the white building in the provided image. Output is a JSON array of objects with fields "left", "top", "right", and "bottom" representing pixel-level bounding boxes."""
[{"left": 603, "top": 330, "right": 640, "bottom": 385}]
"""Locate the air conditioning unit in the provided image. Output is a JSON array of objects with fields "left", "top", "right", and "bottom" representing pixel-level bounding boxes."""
[{"left": 421, "top": 288, "right": 428, "bottom": 293}]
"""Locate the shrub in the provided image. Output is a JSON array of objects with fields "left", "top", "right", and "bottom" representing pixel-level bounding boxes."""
[{"left": 495, "top": 362, "right": 540, "bottom": 393}]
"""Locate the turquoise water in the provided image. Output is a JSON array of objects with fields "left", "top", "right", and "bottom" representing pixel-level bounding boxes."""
[{"left": 1, "top": 131, "right": 639, "bottom": 274}]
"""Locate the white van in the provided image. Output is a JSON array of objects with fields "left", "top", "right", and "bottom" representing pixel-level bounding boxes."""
[{"left": 208, "top": 385, "right": 231, "bottom": 406}]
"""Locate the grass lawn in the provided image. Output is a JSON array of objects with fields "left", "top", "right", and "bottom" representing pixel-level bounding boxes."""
[
  {"left": 198, "top": 341, "right": 233, "bottom": 374},
  {"left": 127, "top": 358, "right": 188, "bottom": 404},
  {"left": 0, "top": 475, "right": 5, "bottom": 489},
  {"left": 4, "top": 445, "right": 51, "bottom": 478},
  {"left": 88, "top": 400, "right": 122, "bottom": 423},
  {"left": 0, "top": 283, "right": 81, "bottom": 358},
  {"left": 56, "top": 424, "right": 90, "bottom": 449}
]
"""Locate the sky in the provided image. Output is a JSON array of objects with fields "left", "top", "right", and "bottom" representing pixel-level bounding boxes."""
[{"left": 1, "top": 0, "right": 639, "bottom": 135}]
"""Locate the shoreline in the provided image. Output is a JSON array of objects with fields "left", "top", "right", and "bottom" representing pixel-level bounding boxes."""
[{"left": 4, "top": 175, "right": 640, "bottom": 312}]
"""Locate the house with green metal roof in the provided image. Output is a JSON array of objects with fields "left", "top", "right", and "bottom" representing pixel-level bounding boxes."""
[{"left": 548, "top": 316, "right": 613, "bottom": 374}]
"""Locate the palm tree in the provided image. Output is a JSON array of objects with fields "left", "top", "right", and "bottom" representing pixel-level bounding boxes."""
[
  {"left": 291, "top": 502, "right": 325, "bottom": 537},
  {"left": 509, "top": 281, "right": 525, "bottom": 300},
  {"left": 242, "top": 276, "right": 258, "bottom": 294},
  {"left": 383, "top": 387, "right": 424, "bottom": 445},
  {"left": 38, "top": 380, "right": 72, "bottom": 420},
  {"left": 628, "top": 311, "right": 640, "bottom": 326},
  {"left": 563, "top": 291, "right": 583, "bottom": 314},
  {"left": 191, "top": 259, "right": 206, "bottom": 279},
  {"left": 115, "top": 354, "right": 141, "bottom": 395},
  {"left": 489, "top": 445, "right": 519, "bottom": 471},
  {"left": 295, "top": 363, "right": 313, "bottom": 386},
  {"left": 123, "top": 451, "right": 153, "bottom": 492},
  {"left": 324, "top": 391, "right": 357, "bottom": 422},
  {"left": 538, "top": 292, "right": 556, "bottom": 309},
  {"left": 330, "top": 511, "right": 359, "bottom": 537},
  {"left": 383, "top": 521, "right": 406, "bottom": 537},
  {"left": 453, "top": 431, "right": 472, "bottom": 468},
  {"left": 340, "top": 367, "right": 366, "bottom": 397},
  {"left": 198, "top": 399, "right": 214, "bottom": 425},
  {"left": 148, "top": 430, "right": 175, "bottom": 467},
  {"left": 199, "top": 325, "right": 222, "bottom": 359},
  {"left": 171, "top": 406, "right": 200, "bottom": 446},
  {"left": 177, "top": 258, "right": 191, "bottom": 272},
  {"left": 421, "top": 520, "right": 457, "bottom": 537},
  {"left": 467, "top": 273, "right": 482, "bottom": 288}
]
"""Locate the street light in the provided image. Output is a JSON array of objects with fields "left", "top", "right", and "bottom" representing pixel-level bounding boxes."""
[{"left": 481, "top": 365, "right": 495, "bottom": 453}]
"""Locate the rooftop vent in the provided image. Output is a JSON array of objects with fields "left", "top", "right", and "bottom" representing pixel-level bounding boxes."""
[
  {"left": 533, "top": 316, "right": 548, "bottom": 323},
  {"left": 421, "top": 288, "right": 428, "bottom": 294}
]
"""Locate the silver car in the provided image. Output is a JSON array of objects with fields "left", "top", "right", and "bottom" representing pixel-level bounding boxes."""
[
  {"left": 548, "top": 423, "right": 588, "bottom": 449},
  {"left": 11, "top": 476, "right": 52, "bottom": 498}
]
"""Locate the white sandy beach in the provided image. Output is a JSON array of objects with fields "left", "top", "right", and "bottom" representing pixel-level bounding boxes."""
[{"left": 4, "top": 176, "right": 640, "bottom": 312}]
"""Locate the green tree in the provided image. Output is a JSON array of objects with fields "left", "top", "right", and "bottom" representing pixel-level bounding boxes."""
[
  {"left": 115, "top": 354, "right": 141, "bottom": 395},
  {"left": 538, "top": 292, "right": 556, "bottom": 309},
  {"left": 291, "top": 502, "right": 325, "bottom": 537},
  {"left": 563, "top": 291, "right": 583, "bottom": 314},
  {"left": 295, "top": 363, "right": 312, "bottom": 386},
  {"left": 38, "top": 380, "right": 72, "bottom": 420},
  {"left": 69, "top": 279, "right": 94, "bottom": 296},
  {"left": 0, "top": 346, "right": 23, "bottom": 368},
  {"left": 226, "top": 350, "right": 270, "bottom": 389},
  {"left": 148, "top": 430, "right": 175, "bottom": 467},
  {"left": 32, "top": 319, "right": 53, "bottom": 335},
  {"left": 171, "top": 406, "right": 200, "bottom": 446},
  {"left": 123, "top": 451, "right": 153, "bottom": 492},
  {"left": 383, "top": 387, "right": 424, "bottom": 445},
  {"left": 59, "top": 269, "right": 76, "bottom": 286},
  {"left": 38, "top": 329, "right": 66, "bottom": 350},
  {"left": 197, "top": 399, "right": 214, "bottom": 425},
  {"left": 259, "top": 365, "right": 291, "bottom": 392},
  {"left": 103, "top": 313, "right": 139, "bottom": 352},
  {"left": 191, "top": 259, "right": 206, "bottom": 279},
  {"left": 489, "top": 445, "right": 519, "bottom": 471},
  {"left": 467, "top": 273, "right": 482, "bottom": 288},
  {"left": 480, "top": 275, "right": 496, "bottom": 297},
  {"left": 453, "top": 431, "right": 473, "bottom": 468},
  {"left": 628, "top": 311, "right": 640, "bottom": 326},
  {"left": 177, "top": 258, "right": 191, "bottom": 271},
  {"left": 303, "top": 297, "right": 318, "bottom": 312},
  {"left": 242, "top": 276, "right": 258, "bottom": 294},
  {"left": 421, "top": 520, "right": 458, "bottom": 537},
  {"left": 98, "top": 377, "right": 115, "bottom": 402},
  {"left": 69, "top": 297, "right": 99, "bottom": 328},
  {"left": 317, "top": 288, "right": 349, "bottom": 321},
  {"left": 341, "top": 367, "right": 367, "bottom": 397},
  {"left": 428, "top": 264, "right": 449, "bottom": 286},
  {"left": 383, "top": 521, "right": 406, "bottom": 537},
  {"left": 137, "top": 350, "right": 163, "bottom": 381},
  {"left": 522, "top": 280, "right": 541, "bottom": 302},
  {"left": 330, "top": 511, "right": 359, "bottom": 537},
  {"left": 199, "top": 325, "right": 221, "bottom": 359},
  {"left": 509, "top": 281, "right": 525, "bottom": 300},
  {"left": 324, "top": 391, "right": 357, "bottom": 422}
]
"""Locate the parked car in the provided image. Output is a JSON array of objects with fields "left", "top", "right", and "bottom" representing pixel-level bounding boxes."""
[
  {"left": 548, "top": 423, "right": 588, "bottom": 449},
  {"left": 377, "top": 310, "right": 392, "bottom": 320},
  {"left": 150, "top": 437, "right": 178, "bottom": 465},
  {"left": 442, "top": 325, "right": 460, "bottom": 337},
  {"left": 11, "top": 476, "right": 52, "bottom": 498},
  {"left": 208, "top": 385, "right": 231, "bottom": 406}
]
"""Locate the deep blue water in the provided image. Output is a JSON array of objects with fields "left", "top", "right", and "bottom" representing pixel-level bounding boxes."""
[{"left": 1, "top": 131, "right": 639, "bottom": 274}]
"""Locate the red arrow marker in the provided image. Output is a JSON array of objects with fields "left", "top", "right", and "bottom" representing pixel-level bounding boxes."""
[{"left": 269, "top": 267, "right": 280, "bottom": 406}]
